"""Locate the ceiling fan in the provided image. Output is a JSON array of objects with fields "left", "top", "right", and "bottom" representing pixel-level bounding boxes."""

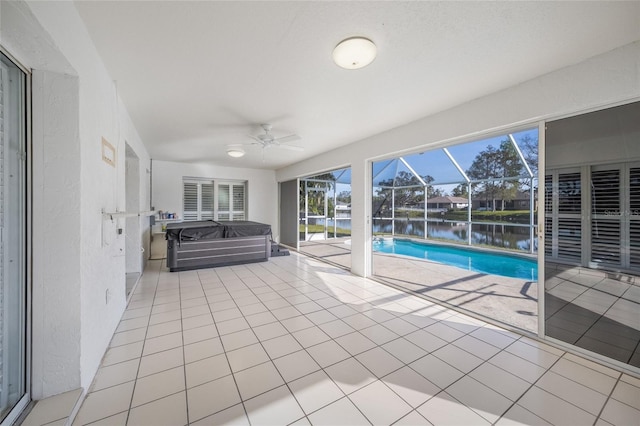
[{"left": 248, "top": 124, "right": 303, "bottom": 151}]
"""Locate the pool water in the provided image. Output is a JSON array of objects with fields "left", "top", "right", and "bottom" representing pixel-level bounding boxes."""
[{"left": 373, "top": 238, "right": 538, "bottom": 281}]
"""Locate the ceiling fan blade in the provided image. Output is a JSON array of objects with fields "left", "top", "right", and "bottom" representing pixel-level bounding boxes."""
[
  {"left": 247, "top": 135, "right": 266, "bottom": 145},
  {"left": 275, "top": 144, "right": 304, "bottom": 152},
  {"left": 274, "top": 134, "right": 300, "bottom": 144}
]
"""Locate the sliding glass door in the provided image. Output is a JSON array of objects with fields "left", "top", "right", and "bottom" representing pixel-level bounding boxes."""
[
  {"left": 0, "top": 51, "right": 28, "bottom": 423},
  {"left": 544, "top": 101, "right": 640, "bottom": 369}
]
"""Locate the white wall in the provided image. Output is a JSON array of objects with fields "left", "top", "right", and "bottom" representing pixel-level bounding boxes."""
[
  {"left": 152, "top": 160, "right": 279, "bottom": 238},
  {"left": 2, "top": 0, "right": 152, "bottom": 398},
  {"left": 31, "top": 69, "right": 82, "bottom": 399},
  {"left": 546, "top": 102, "right": 640, "bottom": 169},
  {"left": 277, "top": 41, "right": 640, "bottom": 277}
]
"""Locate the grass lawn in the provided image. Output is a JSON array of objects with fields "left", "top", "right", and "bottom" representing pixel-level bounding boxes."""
[{"left": 300, "top": 224, "right": 351, "bottom": 237}]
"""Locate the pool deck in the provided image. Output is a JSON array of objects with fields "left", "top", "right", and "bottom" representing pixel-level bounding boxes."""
[{"left": 298, "top": 238, "right": 538, "bottom": 333}]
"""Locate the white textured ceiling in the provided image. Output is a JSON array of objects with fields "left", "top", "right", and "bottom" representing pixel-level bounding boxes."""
[{"left": 74, "top": 1, "right": 640, "bottom": 170}]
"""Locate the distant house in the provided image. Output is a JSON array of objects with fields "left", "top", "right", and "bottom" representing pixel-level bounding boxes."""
[
  {"left": 472, "top": 190, "right": 537, "bottom": 211},
  {"left": 335, "top": 202, "right": 351, "bottom": 218},
  {"left": 425, "top": 196, "right": 469, "bottom": 212}
]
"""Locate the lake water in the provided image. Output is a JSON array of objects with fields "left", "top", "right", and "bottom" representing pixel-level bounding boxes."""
[{"left": 308, "top": 217, "right": 536, "bottom": 252}]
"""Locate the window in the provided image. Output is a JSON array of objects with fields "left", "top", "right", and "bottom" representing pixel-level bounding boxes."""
[
  {"left": 182, "top": 179, "right": 246, "bottom": 221},
  {"left": 217, "top": 182, "right": 246, "bottom": 221},
  {"left": 183, "top": 179, "right": 214, "bottom": 220}
]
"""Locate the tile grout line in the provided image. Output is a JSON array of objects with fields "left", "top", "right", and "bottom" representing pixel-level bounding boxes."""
[
  {"left": 202, "top": 265, "right": 260, "bottom": 424},
  {"left": 178, "top": 269, "right": 190, "bottom": 426},
  {"left": 126, "top": 258, "right": 163, "bottom": 426},
  {"left": 591, "top": 372, "right": 624, "bottom": 426}
]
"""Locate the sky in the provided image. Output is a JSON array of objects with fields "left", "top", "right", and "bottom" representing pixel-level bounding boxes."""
[
  {"left": 375, "top": 127, "right": 539, "bottom": 189},
  {"left": 304, "top": 127, "right": 539, "bottom": 197}
]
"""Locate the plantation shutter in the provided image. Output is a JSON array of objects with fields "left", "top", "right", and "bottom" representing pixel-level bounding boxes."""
[
  {"left": 629, "top": 167, "right": 640, "bottom": 269},
  {"left": 183, "top": 182, "right": 199, "bottom": 221},
  {"left": 556, "top": 172, "right": 582, "bottom": 262},
  {"left": 200, "top": 183, "right": 214, "bottom": 220},
  {"left": 183, "top": 179, "right": 214, "bottom": 221},
  {"left": 217, "top": 184, "right": 230, "bottom": 220},
  {"left": 544, "top": 175, "right": 553, "bottom": 257},
  {"left": 590, "top": 167, "right": 621, "bottom": 267},
  {"left": 232, "top": 185, "right": 246, "bottom": 220}
]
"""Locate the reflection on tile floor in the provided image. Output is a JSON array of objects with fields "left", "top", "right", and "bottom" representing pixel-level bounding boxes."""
[
  {"left": 300, "top": 238, "right": 538, "bottom": 332},
  {"left": 545, "top": 263, "right": 640, "bottom": 368},
  {"left": 74, "top": 254, "right": 639, "bottom": 425}
]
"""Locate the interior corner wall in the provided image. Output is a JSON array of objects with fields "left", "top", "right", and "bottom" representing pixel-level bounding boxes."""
[
  {"left": 276, "top": 40, "right": 640, "bottom": 277},
  {"left": 151, "top": 160, "right": 279, "bottom": 238},
  {"left": 3, "top": 0, "right": 153, "bottom": 398}
]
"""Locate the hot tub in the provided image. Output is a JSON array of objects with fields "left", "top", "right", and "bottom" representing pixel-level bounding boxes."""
[{"left": 165, "top": 220, "right": 272, "bottom": 271}]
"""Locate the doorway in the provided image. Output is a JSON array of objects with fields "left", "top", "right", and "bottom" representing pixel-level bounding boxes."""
[
  {"left": 297, "top": 168, "right": 352, "bottom": 269},
  {"left": 544, "top": 101, "right": 640, "bottom": 369},
  {"left": 125, "top": 144, "right": 141, "bottom": 297}
]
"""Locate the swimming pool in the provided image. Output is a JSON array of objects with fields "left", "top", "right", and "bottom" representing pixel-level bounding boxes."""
[{"left": 373, "top": 238, "right": 538, "bottom": 281}]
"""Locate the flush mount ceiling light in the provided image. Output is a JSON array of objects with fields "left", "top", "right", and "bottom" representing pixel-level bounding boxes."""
[
  {"left": 227, "top": 146, "right": 245, "bottom": 158},
  {"left": 332, "top": 36, "right": 377, "bottom": 70}
]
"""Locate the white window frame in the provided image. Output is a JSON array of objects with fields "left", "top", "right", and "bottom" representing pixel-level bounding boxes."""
[
  {"left": 216, "top": 181, "right": 247, "bottom": 221},
  {"left": 182, "top": 178, "right": 247, "bottom": 221},
  {"left": 182, "top": 178, "right": 214, "bottom": 221}
]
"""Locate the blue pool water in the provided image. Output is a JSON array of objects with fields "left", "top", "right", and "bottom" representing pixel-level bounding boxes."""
[{"left": 373, "top": 238, "right": 538, "bottom": 281}]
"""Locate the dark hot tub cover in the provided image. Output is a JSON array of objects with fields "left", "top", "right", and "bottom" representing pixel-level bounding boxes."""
[
  {"left": 221, "top": 221, "right": 272, "bottom": 238},
  {"left": 165, "top": 220, "right": 224, "bottom": 241},
  {"left": 165, "top": 220, "right": 272, "bottom": 241}
]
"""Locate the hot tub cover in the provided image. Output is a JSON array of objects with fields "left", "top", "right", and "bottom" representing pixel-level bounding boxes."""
[
  {"left": 165, "top": 220, "right": 272, "bottom": 241},
  {"left": 165, "top": 220, "right": 224, "bottom": 241},
  {"left": 220, "top": 221, "right": 272, "bottom": 238}
]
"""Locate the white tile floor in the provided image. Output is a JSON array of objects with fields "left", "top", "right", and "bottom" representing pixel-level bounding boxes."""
[
  {"left": 545, "top": 264, "right": 640, "bottom": 367},
  {"left": 73, "top": 254, "right": 640, "bottom": 425}
]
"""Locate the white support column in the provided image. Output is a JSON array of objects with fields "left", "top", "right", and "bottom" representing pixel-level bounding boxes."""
[
  {"left": 424, "top": 185, "right": 428, "bottom": 239},
  {"left": 350, "top": 159, "right": 371, "bottom": 277},
  {"left": 468, "top": 183, "right": 472, "bottom": 245},
  {"left": 530, "top": 178, "right": 535, "bottom": 254},
  {"left": 391, "top": 188, "right": 395, "bottom": 236}
]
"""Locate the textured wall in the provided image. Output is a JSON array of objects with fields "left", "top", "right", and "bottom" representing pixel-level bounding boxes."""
[{"left": 31, "top": 70, "right": 82, "bottom": 399}]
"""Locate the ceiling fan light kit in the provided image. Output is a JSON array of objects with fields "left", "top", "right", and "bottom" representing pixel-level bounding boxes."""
[{"left": 333, "top": 36, "right": 377, "bottom": 70}]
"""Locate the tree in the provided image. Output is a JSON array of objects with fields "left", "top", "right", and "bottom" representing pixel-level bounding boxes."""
[
  {"left": 422, "top": 175, "right": 443, "bottom": 199},
  {"left": 300, "top": 172, "right": 335, "bottom": 216},
  {"left": 451, "top": 184, "right": 469, "bottom": 198},
  {"left": 466, "top": 140, "right": 524, "bottom": 211},
  {"left": 373, "top": 170, "right": 435, "bottom": 215},
  {"left": 336, "top": 191, "right": 351, "bottom": 204},
  {"left": 467, "top": 145, "right": 501, "bottom": 210},
  {"left": 517, "top": 134, "right": 538, "bottom": 175},
  {"left": 496, "top": 140, "right": 525, "bottom": 210},
  {"left": 376, "top": 171, "right": 422, "bottom": 208}
]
